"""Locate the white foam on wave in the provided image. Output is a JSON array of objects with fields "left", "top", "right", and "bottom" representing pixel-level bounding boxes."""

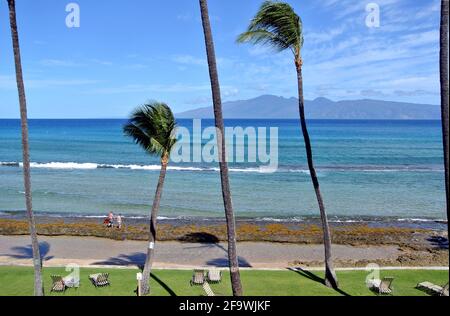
[
  {"left": 29, "top": 162, "right": 98, "bottom": 169},
  {"left": 258, "top": 217, "right": 304, "bottom": 222},
  {"left": 397, "top": 218, "right": 442, "bottom": 222},
  {"left": 329, "top": 219, "right": 364, "bottom": 223},
  {"left": 2, "top": 161, "right": 279, "bottom": 173},
  {"left": 1, "top": 161, "right": 443, "bottom": 174}
]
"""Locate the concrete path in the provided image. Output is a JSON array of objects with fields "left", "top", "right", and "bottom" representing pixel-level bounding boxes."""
[{"left": 0, "top": 235, "right": 402, "bottom": 269}]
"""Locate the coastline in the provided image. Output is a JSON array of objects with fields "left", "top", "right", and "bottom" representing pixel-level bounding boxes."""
[{"left": 0, "top": 213, "right": 447, "bottom": 268}]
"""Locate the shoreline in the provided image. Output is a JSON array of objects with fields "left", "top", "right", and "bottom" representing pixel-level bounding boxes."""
[
  {"left": 0, "top": 211, "right": 447, "bottom": 230},
  {"left": 0, "top": 215, "right": 448, "bottom": 268}
]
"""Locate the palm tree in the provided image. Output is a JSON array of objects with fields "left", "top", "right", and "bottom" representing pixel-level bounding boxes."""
[
  {"left": 237, "top": 1, "right": 339, "bottom": 288},
  {"left": 199, "top": 0, "right": 243, "bottom": 296},
  {"left": 123, "top": 102, "right": 177, "bottom": 295},
  {"left": 7, "top": 0, "right": 44, "bottom": 296},
  {"left": 439, "top": 0, "right": 449, "bottom": 222}
]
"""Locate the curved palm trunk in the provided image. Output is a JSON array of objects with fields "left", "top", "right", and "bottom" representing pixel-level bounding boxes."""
[
  {"left": 440, "top": 0, "right": 449, "bottom": 222},
  {"left": 199, "top": 0, "right": 243, "bottom": 296},
  {"left": 7, "top": 0, "right": 44, "bottom": 296},
  {"left": 140, "top": 156, "right": 168, "bottom": 295},
  {"left": 295, "top": 59, "right": 339, "bottom": 289}
]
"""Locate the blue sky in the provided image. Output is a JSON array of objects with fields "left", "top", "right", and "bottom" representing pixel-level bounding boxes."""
[{"left": 0, "top": 0, "right": 442, "bottom": 118}]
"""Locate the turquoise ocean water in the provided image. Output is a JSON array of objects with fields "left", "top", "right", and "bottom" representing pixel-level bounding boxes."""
[{"left": 0, "top": 119, "right": 446, "bottom": 222}]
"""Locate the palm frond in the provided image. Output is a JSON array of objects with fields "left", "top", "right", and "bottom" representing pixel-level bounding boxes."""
[
  {"left": 123, "top": 102, "right": 178, "bottom": 158},
  {"left": 237, "top": 30, "right": 289, "bottom": 52},
  {"left": 237, "top": 1, "right": 303, "bottom": 55}
]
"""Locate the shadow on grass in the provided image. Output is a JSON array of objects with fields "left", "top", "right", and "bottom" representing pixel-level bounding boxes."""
[
  {"left": 3, "top": 242, "right": 54, "bottom": 261},
  {"left": 290, "top": 268, "right": 351, "bottom": 296},
  {"left": 151, "top": 273, "right": 177, "bottom": 296}
]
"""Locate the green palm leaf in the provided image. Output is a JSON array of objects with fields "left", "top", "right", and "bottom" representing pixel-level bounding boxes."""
[
  {"left": 123, "top": 102, "right": 178, "bottom": 158},
  {"left": 236, "top": 1, "right": 303, "bottom": 55}
]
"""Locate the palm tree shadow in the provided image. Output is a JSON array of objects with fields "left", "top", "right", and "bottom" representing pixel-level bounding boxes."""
[
  {"left": 179, "top": 232, "right": 252, "bottom": 267},
  {"left": 205, "top": 257, "right": 252, "bottom": 267},
  {"left": 178, "top": 232, "right": 220, "bottom": 243},
  {"left": 150, "top": 273, "right": 177, "bottom": 296},
  {"left": 178, "top": 232, "right": 227, "bottom": 252},
  {"left": 290, "top": 268, "right": 351, "bottom": 296},
  {"left": 427, "top": 236, "right": 449, "bottom": 250},
  {"left": 3, "top": 242, "right": 54, "bottom": 261},
  {"left": 93, "top": 252, "right": 146, "bottom": 270}
]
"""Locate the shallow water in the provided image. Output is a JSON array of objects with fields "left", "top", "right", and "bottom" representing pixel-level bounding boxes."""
[{"left": 0, "top": 119, "right": 446, "bottom": 221}]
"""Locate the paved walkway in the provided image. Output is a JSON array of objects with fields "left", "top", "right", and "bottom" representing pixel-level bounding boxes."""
[{"left": 0, "top": 235, "right": 403, "bottom": 269}]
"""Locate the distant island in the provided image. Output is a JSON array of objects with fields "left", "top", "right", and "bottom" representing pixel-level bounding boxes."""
[{"left": 176, "top": 95, "right": 440, "bottom": 119}]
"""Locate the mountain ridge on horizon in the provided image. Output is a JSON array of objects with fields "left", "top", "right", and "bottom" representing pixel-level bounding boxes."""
[{"left": 176, "top": 95, "right": 440, "bottom": 120}]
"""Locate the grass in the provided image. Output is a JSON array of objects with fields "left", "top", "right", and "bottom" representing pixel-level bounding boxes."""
[{"left": 0, "top": 266, "right": 447, "bottom": 296}]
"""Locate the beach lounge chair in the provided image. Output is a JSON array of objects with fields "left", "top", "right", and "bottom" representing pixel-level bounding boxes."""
[
  {"left": 202, "top": 282, "right": 215, "bottom": 296},
  {"left": 50, "top": 275, "right": 66, "bottom": 292},
  {"left": 190, "top": 269, "right": 205, "bottom": 286},
  {"left": 368, "top": 277, "right": 394, "bottom": 295},
  {"left": 207, "top": 269, "right": 222, "bottom": 284},
  {"left": 63, "top": 275, "right": 80, "bottom": 289},
  {"left": 442, "top": 283, "right": 449, "bottom": 296},
  {"left": 89, "top": 273, "right": 110, "bottom": 287},
  {"left": 416, "top": 281, "right": 449, "bottom": 296}
]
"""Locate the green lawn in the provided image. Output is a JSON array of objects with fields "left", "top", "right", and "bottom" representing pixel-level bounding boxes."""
[{"left": 0, "top": 266, "right": 447, "bottom": 296}]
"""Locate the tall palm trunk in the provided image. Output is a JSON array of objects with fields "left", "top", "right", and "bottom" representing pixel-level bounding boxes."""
[
  {"left": 199, "top": 0, "right": 243, "bottom": 296},
  {"left": 295, "top": 57, "right": 339, "bottom": 289},
  {"left": 141, "top": 155, "right": 168, "bottom": 295},
  {"left": 440, "top": 0, "right": 449, "bottom": 221},
  {"left": 7, "top": 0, "right": 43, "bottom": 296}
]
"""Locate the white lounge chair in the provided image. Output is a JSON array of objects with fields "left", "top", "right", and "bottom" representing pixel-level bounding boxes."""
[
  {"left": 368, "top": 277, "right": 394, "bottom": 295},
  {"left": 207, "top": 269, "right": 222, "bottom": 284},
  {"left": 416, "top": 281, "right": 449, "bottom": 296},
  {"left": 190, "top": 269, "right": 205, "bottom": 286}
]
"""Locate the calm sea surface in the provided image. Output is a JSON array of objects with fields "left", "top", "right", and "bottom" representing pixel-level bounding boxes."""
[{"left": 0, "top": 119, "right": 446, "bottom": 222}]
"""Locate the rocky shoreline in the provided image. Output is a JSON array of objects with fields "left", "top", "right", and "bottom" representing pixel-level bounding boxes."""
[{"left": 0, "top": 216, "right": 448, "bottom": 267}]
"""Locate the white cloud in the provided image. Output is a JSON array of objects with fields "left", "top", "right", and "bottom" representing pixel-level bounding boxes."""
[
  {"left": 172, "top": 55, "right": 207, "bottom": 66},
  {"left": 40, "top": 59, "right": 84, "bottom": 67},
  {"left": 0, "top": 74, "right": 100, "bottom": 89}
]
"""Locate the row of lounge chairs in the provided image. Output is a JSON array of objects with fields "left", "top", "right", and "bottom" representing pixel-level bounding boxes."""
[
  {"left": 190, "top": 269, "right": 222, "bottom": 286},
  {"left": 52, "top": 270, "right": 448, "bottom": 296},
  {"left": 190, "top": 269, "right": 223, "bottom": 296},
  {"left": 50, "top": 273, "right": 110, "bottom": 292},
  {"left": 368, "top": 277, "right": 449, "bottom": 296}
]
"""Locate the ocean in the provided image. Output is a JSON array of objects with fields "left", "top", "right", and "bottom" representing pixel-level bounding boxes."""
[{"left": 0, "top": 119, "right": 446, "bottom": 223}]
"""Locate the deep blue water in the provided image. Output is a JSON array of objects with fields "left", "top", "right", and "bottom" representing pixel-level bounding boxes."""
[{"left": 0, "top": 119, "right": 446, "bottom": 221}]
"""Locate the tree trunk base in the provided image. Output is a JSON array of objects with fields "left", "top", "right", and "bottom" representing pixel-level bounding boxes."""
[{"left": 325, "top": 268, "right": 339, "bottom": 289}]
